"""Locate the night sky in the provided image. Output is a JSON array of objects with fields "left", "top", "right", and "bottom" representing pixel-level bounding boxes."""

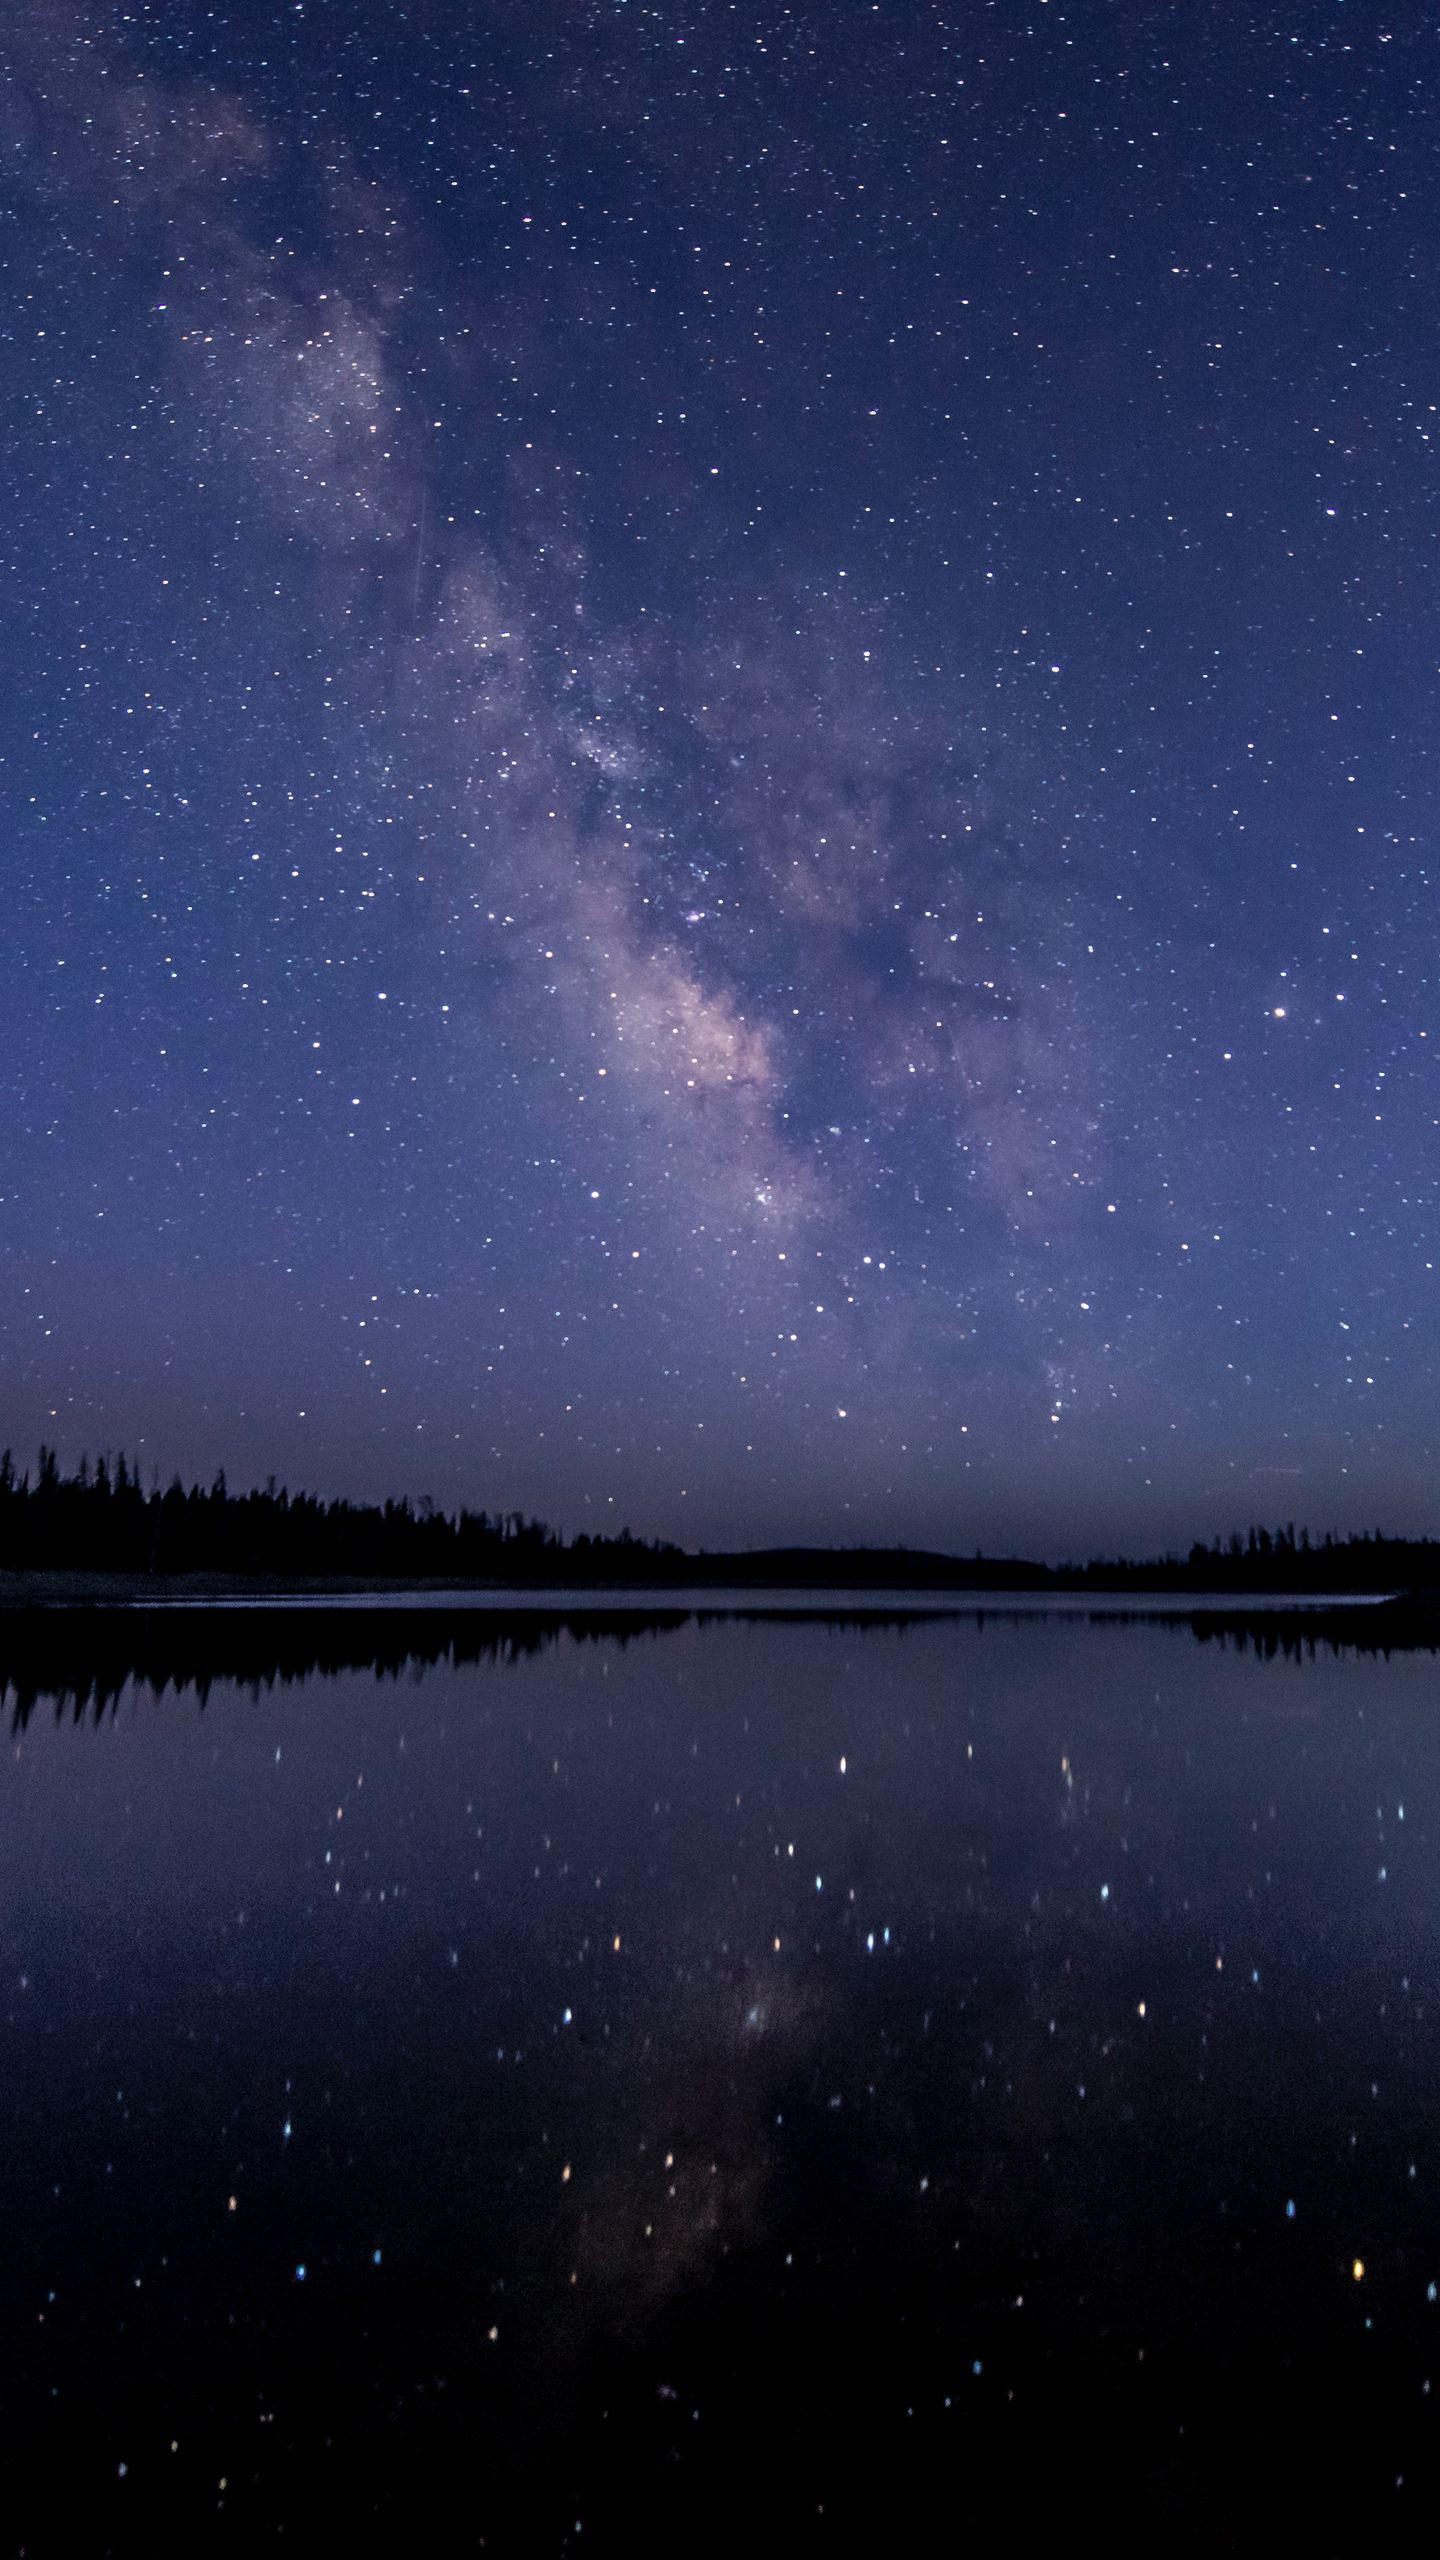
[{"left": 3, "top": 0, "right": 1435, "bottom": 1556}]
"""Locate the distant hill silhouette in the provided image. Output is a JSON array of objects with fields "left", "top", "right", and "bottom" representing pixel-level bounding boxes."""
[{"left": 0, "top": 1446, "right": 1435, "bottom": 1597}]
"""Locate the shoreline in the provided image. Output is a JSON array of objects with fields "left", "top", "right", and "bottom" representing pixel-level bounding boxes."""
[
  {"left": 0, "top": 1567, "right": 1424, "bottom": 1607},
  {"left": 0, "top": 1574, "right": 1436, "bottom": 1654}
]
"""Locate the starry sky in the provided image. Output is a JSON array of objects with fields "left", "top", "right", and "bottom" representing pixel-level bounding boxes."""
[{"left": 3, "top": 0, "right": 1435, "bottom": 1556}]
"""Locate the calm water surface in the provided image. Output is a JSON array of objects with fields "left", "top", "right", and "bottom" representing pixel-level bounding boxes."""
[{"left": 4, "top": 1610, "right": 1440, "bottom": 2551}]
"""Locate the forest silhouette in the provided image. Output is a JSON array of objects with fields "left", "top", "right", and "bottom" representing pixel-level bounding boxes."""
[{"left": 1, "top": 1445, "right": 1437, "bottom": 1596}]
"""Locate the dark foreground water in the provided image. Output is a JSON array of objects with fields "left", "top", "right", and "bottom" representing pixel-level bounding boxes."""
[{"left": 4, "top": 1605, "right": 1440, "bottom": 2552}]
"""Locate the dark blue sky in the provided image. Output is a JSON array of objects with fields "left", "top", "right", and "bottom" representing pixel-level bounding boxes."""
[{"left": 3, "top": 0, "right": 1435, "bottom": 1554}]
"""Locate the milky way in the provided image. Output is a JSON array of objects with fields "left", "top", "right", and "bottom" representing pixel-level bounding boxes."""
[{"left": 3, "top": 0, "right": 1435, "bottom": 1550}]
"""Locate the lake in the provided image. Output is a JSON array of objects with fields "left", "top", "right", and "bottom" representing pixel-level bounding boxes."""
[{"left": 3, "top": 1602, "right": 1439, "bottom": 2550}]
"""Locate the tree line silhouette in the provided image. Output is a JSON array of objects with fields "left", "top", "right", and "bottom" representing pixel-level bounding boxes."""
[
  {"left": 1059, "top": 1520, "right": 1440, "bottom": 1595},
  {"left": 0, "top": 1447, "right": 680, "bottom": 1582},
  {"left": 0, "top": 1448, "right": 1435, "bottom": 1593}
]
